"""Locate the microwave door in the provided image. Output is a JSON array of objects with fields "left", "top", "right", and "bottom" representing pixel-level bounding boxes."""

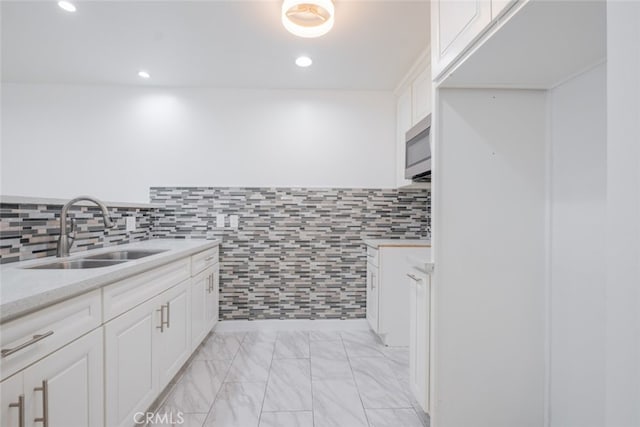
[{"left": 405, "top": 128, "right": 431, "bottom": 180}]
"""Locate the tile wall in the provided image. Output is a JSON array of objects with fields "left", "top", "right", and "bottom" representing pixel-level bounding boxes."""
[
  {"left": 0, "top": 202, "right": 153, "bottom": 264},
  {"left": 150, "top": 187, "right": 430, "bottom": 320}
]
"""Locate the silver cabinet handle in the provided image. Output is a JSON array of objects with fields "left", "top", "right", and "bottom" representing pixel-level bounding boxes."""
[
  {"left": 34, "top": 380, "right": 48, "bottom": 427},
  {"left": 156, "top": 304, "right": 169, "bottom": 332},
  {"left": 8, "top": 394, "right": 25, "bottom": 427},
  {"left": 205, "top": 255, "right": 215, "bottom": 261},
  {"left": 370, "top": 273, "right": 376, "bottom": 290},
  {"left": 1, "top": 331, "right": 54, "bottom": 358},
  {"left": 407, "top": 273, "right": 423, "bottom": 283}
]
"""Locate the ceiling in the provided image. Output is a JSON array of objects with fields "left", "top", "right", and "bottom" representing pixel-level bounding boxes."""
[{"left": 1, "top": 1, "right": 430, "bottom": 90}]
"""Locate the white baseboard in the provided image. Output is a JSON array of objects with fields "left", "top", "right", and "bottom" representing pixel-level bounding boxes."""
[{"left": 215, "top": 318, "right": 369, "bottom": 332}]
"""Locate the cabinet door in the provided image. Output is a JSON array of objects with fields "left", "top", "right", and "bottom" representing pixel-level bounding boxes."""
[
  {"left": 409, "top": 271, "right": 430, "bottom": 413},
  {"left": 191, "top": 267, "right": 212, "bottom": 349},
  {"left": 366, "top": 263, "right": 379, "bottom": 332},
  {"left": 432, "top": 0, "right": 492, "bottom": 78},
  {"left": 492, "top": 0, "right": 515, "bottom": 19},
  {"left": 157, "top": 280, "right": 191, "bottom": 388},
  {"left": 1, "top": 373, "right": 24, "bottom": 427},
  {"left": 396, "top": 87, "right": 413, "bottom": 188},
  {"left": 105, "top": 298, "right": 159, "bottom": 427},
  {"left": 206, "top": 263, "right": 220, "bottom": 331},
  {"left": 23, "top": 328, "right": 103, "bottom": 427},
  {"left": 411, "top": 65, "right": 432, "bottom": 125}
]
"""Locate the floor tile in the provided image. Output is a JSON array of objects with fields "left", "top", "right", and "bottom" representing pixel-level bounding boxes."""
[
  {"left": 350, "top": 357, "right": 412, "bottom": 409},
  {"left": 225, "top": 341, "right": 274, "bottom": 382},
  {"left": 310, "top": 340, "right": 347, "bottom": 360},
  {"left": 311, "top": 357, "right": 353, "bottom": 380},
  {"left": 340, "top": 330, "right": 380, "bottom": 345},
  {"left": 382, "top": 347, "right": 410, "bottom": 380},
  {"left": 343, "top": 339, "right": 386, "bottom": 358},
  {"left": 274, "top": 331, "right": 310, "bottom": 358},
  {"left": 312, "top": 379, "right": 368, "bottom": 427},
  {"left": 259, "top": 411, "right": 313, "bottom": 427},
  {"left": 194, "top": 333, "right": 243, "bottom": 361},
  {"left": 263, "top": 359, "right": 312, "bottom": 411},
  {"left": 309, "top": 330, "right": 342, "bottom": 341},
  {"left": 162, "top": 360, "right": 231, "bottom": 413},
  {"left": 203, "top": 382, "right": 266, "bottom": 427},
  {"left": 366, "top": 408, "right": 424, "bottom": 427},
  {"left": 243, "top": 330, "right": 279, "bottom": 344}
]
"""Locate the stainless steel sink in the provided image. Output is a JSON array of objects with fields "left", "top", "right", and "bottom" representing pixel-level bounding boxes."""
[
  {"left": 29, "top": 259, "right": 127, "bottom": 269},
  {"left": 84, "top": 249, "right": 168, "bottom": 261}
]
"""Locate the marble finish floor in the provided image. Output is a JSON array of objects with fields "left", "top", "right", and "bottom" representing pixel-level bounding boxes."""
[{"left": 154, "top": 327, "right": 429, "bottom": 427}]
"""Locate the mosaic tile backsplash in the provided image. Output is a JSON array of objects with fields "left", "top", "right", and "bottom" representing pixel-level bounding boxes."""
[
  {"left": 151, "top": 187, "right": 430, "bottom": 320},
  {"left": 0, "top": 202, "right": 153, "bottom": 264}
]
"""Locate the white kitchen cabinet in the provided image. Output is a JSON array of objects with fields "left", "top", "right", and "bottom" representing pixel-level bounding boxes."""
[
  {"left": 408, "top": 265, "right": 430, "bottom": 413},
  {"left": 0, "top": 328, "right": 103, "bottom": 427},
  {"left": 207, "top": 262, "right": 220, "bottom": 331},
  {"left": 395, "top": 51, "right": 431, "bottom": 189},
  {"left": 1, "top": 373, "right": 24, "bottom": 427},
  {"left": 431, "top": 0, "right": 492, "bottom": 78},
  {"left": 104, "top": 294, "right": 159, "bottom": 427},
  {"left": 396, "top": 86, "right": 413, "bottom": 188},
  {"left": 366, "top": 261, "right": 380, "bottom": 332},
  {"left": 492, "top": 0, "right": 515, "bottom": 19},
  {"left": 411, "top": 65, "right": 432, "bottom": 125},
  {"left": 191, "top": 262, "right": 219, "bottom": 351},
  {"left": 105, "top": 279, "right": 191, "bottom": 427},
  {"left": 365, "top": 243, "right": 430, "bottom": 346},
  {"left": 156, "top": 280, "right": 191, "bottom": 387}
]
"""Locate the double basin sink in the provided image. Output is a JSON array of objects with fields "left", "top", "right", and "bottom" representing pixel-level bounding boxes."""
[{"left": 28, "top": 249, "right": 168, "bottom": 270}]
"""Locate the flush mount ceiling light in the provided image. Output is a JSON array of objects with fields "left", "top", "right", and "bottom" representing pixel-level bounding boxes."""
[
  {"left": 57, "top": 1, "right": 76, "bottom": 12},
  {"left": 282, "top": 0, "right": 334, "bottom": 38},
  {"left": 295, "top": 56, "right": 313, "bottom": 67},
  {"left": 138, "top": 70, "right": 151, "bottom": 79}
]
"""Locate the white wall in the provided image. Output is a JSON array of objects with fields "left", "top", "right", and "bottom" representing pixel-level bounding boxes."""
[
  {"left": 0, "top": 84, "right": 396, "bottom": 202},
  {"left": 605, "top": 2, "right": 640, "bottom": 426},
  {"left": 432, "top": 89, "right": 546, "bottom": 427},
  {"left": 548, "top": 63, "right": 606, "bottom": 427}
]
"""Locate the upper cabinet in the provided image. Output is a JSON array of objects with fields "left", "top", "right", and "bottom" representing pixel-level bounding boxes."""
[
  {"left": 395, "top": 51, "right": 431, "bottom": 189},
  {"left": 432, "top": 0, "right": 492, "bottom": 78},
  {"left": 431, "top": 0, "right": 517, "bottom": 80}
]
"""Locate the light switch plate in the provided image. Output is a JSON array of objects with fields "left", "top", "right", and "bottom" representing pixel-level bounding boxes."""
[
  {"left": 229, "top": 215, "right": 239, "bottom": 229},
  {"left": 125, "top": 216, "right": 136, "bottom": 232},
  {"left": 216, "top": 214, "right": 225, "bottom": 228}
]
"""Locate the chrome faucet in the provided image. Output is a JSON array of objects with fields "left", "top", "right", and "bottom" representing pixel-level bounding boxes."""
[{"left": 57, "top": 196, "right": 115, "bottom": 257}]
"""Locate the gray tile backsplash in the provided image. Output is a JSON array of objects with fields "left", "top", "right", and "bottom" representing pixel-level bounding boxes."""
[
  {"left": 150, "top": 187, "right": 430, "bottom": 320},
  {"left": 0, "top": 203, "right": 153, "bottom": 264}
]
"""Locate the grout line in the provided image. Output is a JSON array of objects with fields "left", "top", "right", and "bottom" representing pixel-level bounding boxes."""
[
  {"left": 341, "top": 332, "right": 372, "bottom": 427},
  {"left": 201, "top": 331, "right": 245, "bottom": 425},
  {"left": 256, "top": 331, "right": 278, "bottom": 427}
]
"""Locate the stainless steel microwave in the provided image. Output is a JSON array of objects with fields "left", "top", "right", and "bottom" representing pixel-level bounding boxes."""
[{"left": 404, "top": 114, "right": 431, "bottom": 182}]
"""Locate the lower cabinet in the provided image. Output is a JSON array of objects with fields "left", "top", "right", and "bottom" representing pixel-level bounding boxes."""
[
  {"left": 1, "top": 328, "right": 103, "bottom": 427},
  {"left": 191, "top": 263, "right": 219, "bottom": 351},
  {"left": 105, "top": 279, "right": 190, "bottom": 427},
  {"left": 366, "top": 261, "right": 379, "bottom": 332},
  {"left": 408, "top": 266, "right": 431, "bottom": 413}
]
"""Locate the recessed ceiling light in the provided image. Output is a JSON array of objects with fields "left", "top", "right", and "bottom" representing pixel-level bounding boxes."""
[
  {"left": 138, "top": 70, "right": 151, "bottom": 79},
  {"left": 295, "top": 56, "right": 313, "bottom": 67},
  {"left": 57, "top": 1, "right": 76, "bottom": 12}
]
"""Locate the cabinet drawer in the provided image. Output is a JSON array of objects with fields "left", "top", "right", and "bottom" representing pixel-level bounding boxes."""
[
  {"left": 366, "top": 246, "right": 379, "bottom": 267},
  {"left": 0, "top": 290, "right": 102, "bottom": 381},
  {"left": 103, "top": 258, "right": 191, "bottom": 321},
  {"left": 191, "top": 246, "right": 219, "bottom": 276}
]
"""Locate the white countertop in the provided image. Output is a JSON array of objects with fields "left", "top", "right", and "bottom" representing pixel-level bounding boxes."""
[
  {"left": 0, "top": 238, "right": 220, "bottom": 324},
  {"left": 363, "top": 238, "right": 431, "bottom": 248}
]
